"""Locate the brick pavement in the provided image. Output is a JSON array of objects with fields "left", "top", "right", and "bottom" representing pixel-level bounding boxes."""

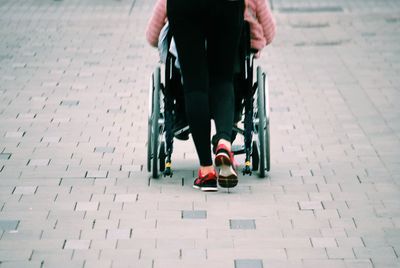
[{"left": 0, "top": 0, "right": 400, "bottom": 267}]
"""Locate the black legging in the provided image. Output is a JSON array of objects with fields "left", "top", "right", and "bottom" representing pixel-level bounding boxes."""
[{"left": 167, "top": 0, "right": 244, "bottom": 166}]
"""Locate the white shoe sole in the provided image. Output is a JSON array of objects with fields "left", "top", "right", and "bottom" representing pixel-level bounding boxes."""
[{"left": 193, "top": 185, "right": 218, "bottom": 192}]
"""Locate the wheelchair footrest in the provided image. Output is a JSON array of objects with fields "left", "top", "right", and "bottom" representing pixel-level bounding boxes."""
[
  {"left": 163, "top": 167, "right": 173, "bottom": 177},
  {"left": 232, "top": 145, "right": 245, "bottom": 155},
  {"left": 242, "top": 162, "right": 252, "bottom": 176}
]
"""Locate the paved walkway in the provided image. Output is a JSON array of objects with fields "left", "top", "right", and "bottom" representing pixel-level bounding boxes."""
[{"left": 0, "top": 0, "right": 400, "bottom": 267}]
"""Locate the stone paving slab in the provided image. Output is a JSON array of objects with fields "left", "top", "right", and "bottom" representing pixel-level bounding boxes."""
[{"left": 0, "top": 0, "right": 400, "bottom": 267}]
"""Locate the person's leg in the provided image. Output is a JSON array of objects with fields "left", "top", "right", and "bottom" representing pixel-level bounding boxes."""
[
  {"left": 207, "top": 0, "right": 244, "bottom": 151},
  {"left": 167, "top": 0, "right": 214, "bottom": 174},
  {"left": 206, "top": 0, "right": 244, "bottom": 188}
]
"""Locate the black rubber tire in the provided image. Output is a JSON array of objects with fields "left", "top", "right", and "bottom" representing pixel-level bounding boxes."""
[
  {"left": 147, "top": 118, "right": 152, "bottom": 172},
  {"left": 257, "top": 66, "right": 266, "bottom": 178},
  {"left": 266, "top": 124, "right": 271, "bottom": 172},
  {"left": 251, "top": 141, "right": 259, "bottom": 171},
  {"left": 159, "top": 141, "right": 166, "bottom": 172},
  {"left": 151, "top": 67, "right": 161, "bottom": 178},
  {"left": 147, "top": 73, "right": 155, "bottom": 173},
  {"left": 263, "top": 72, "right": 271, "bottom": 172}
]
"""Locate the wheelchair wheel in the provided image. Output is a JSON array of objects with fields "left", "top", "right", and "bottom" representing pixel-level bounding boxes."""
[
  {"left": 256, "top": 66, "right": 266, "bottom": 178},
  {"left": 147, "top": 117, "right": 151, "bottom": 172},
  {"left": 263, "top": 72, "right": 271, "bottom": 172},
  {"left": 159, "top": 141, "right": 166, "bottom": 172},
  {"left": 266, "top": 124, "right": 270, "bottom": 172},
  {"left": 147, "top": 71, "right": 155, "bottom": 173},
  {"left": 151, "top": 67, "right": 161, "bottom": 178},
  {"left": 251, "top": 141, "right": 259, "bottom": 171}
]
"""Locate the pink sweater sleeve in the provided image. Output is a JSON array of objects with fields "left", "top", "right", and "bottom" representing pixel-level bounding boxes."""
[
  {"left": 146, "top": 0, "right": 167, "bottom": 48},
  {"left": 256, "top": 0, "right": 276, "bottom": 45}
]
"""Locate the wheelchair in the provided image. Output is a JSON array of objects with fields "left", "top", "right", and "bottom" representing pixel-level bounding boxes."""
[{"left": 147, "top": 22, "right": 270, "bottom": 179}]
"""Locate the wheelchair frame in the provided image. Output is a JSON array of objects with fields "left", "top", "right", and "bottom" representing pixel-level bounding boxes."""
[{"left": 147, "top": 22, "right": 270, "bottom": 179}]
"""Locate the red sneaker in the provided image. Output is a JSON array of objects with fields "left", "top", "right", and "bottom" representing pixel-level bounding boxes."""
[
  {"left": 214, "top": 144, "right": 238, "bottom": 188},
  {"left": 193, "top": 169, "right": 218, "bottom": 192}
]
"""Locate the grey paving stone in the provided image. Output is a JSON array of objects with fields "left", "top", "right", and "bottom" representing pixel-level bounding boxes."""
[
  {"left": 230, "top": 219, "right": 256, "bottom": 230},
  {"left": 17, "top": 113, "right": 36, "bottom": 119},
  {"left": 107, "top": 108, "right": 125, "bottom": 114},
  {"left": 80, "top": 229, "right": 107, "bottom": 240},
  {"left": 336, "top": 237, "right": 364, "bottom": 247},
  {"left": 13, "top": 186, "right": 37, "bottom": 195},
  {"left": 344, "top": 259, "right": 373, "bottom": 268},
  {"left": 42, "top": 260, "right": 84, "bottom": 268},
  {"left": 40, "top": 136, "right": 61, "bottom": 143},
  {"left": 63, "top": 240, "right": 91, "bottom": 250},
  {"left": 40, "top": 228, "right": 81, "bottom": 240},
  {"left": 83, "top": 260, "right": 112, "bottom": 268},
  {"left": 114, "top": 194, "right": 137, "bottom": 202},
  {"left": 210, "top": 248, "right": 286, "bottom": 260},
  {"left": 98, "top": 202, "right": 123, "bottom": 212},
  {"left": 27, "top": 159, "right": 50, "bottom": 166},
  {"left": 279, "top": 6, "right": 344, "bottom": 13},
  {"left": 75, "top": 202, "right": 99, "bottom": 211},
  {"left": 4, "top": 132, "right": 25, "bottom": 138},
  {"left": 94, "top": 147, "right": 115, "bottom": 153},
  {"left": 1, "top": 240, "right": 63, "bottom": 252},
  {"left": 0, "top": 250, "right": 32, "bottom": 261},
  {"left": 31, "top": 249, "right": 73, "bottom": 261},
  {"left": 193, "top": 238, "right": 233, "bottom": 250},
  {"left": 298, "top": 201, "right": 323, "bottom": 210},
  {"left": 117, "top": 238, "right": 156, "bottom": 249},
  {"left": 234, "top": 259, "right": 264, "bottom": 268},
  {"left": 0, "top": 153, "right": 11, "bottom": 160},
  {"left": 90, "top": 194, "right": 115, "bottom": 202},
  {"left": 314, "top": 209, "right": 340, "bottom": 219},
  {"left": 120, "top": 165, "right": 142, "bottom": 172},
  {"left": 106, "top": 229, "right": 131, "bottom": 240},
  {"left": 92, "top": 219, "right": 119, "bottom": 230},
  {"left": 353, "top": 246, "right": 397, "bottom": 261},
  {"left": 112, "top": 260, "right": 153, "bottom": 268},
  {"left": 1, "top": 229, "right": 42, "bottom": 240},
  {"left": 0, "top": 261, "right": 42, "bottom": 268},
  {"left": 85, "top": 170, "right": 108, "bottom": 178},
  {"left": 71, "top": 249, "right": 101, "bottom": 261},
  {"left": 302, "top": 259, "right": 346, "bottom": 268},
  {"left": 181, "top": 210, "right": 207, "bottom": 219},
  {"left": 89, "top": 240, "right": 117, "bottom": 250},
  {"left": 371, "top": 259, "right": 400, "bottom": 268},
  {"left": 99, "top": 249, "right": 140, "bottom": 260},
  {"left": 329, "top": 218, "right": 357, "bottom": 229},
  {"left": 235, "top": 237, "right": 311, "bottom": 249},
  {"left": 286, "top": 248, "right": 328, "bottom": 260},
  {"left": 51, "top": 117, "right": 71, "bottom": 123},
  {"left": 140, "top": 248, "right": 180, "bottom": 259},
  {"left": 181, "top": 249, "right": 207, "bottom": 259},
  {"left": 156, "top": 238, "right": 195, "bottom": 249},
  {"left": 60, "top": 100, "right": 79, "bottom": 106},
  {"left": 0, "top": 220, "right": 19, "bottom": 231},
  {"left": 310, "top": 237, "right": 337, "bottom": 247},
  {"left": 326, "top": 247, "right": 355, "bottom": 259}
]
